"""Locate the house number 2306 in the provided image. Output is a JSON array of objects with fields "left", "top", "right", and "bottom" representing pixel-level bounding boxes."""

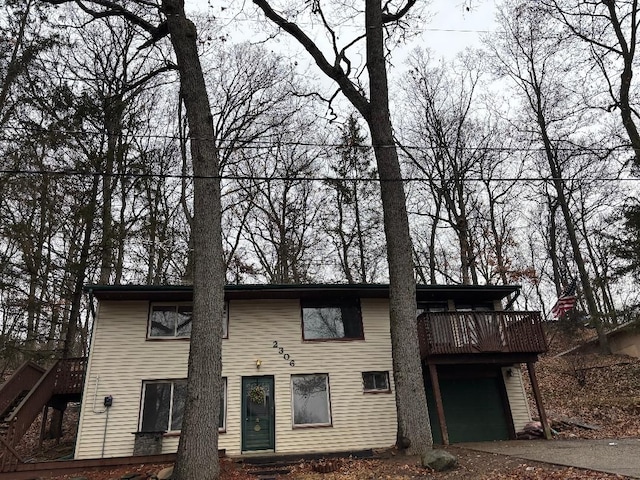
[{"left": 272, "top": 341, "right": 295, "bottom": 367}]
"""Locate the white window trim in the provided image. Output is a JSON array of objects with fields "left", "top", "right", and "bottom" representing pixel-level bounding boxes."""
[{"left": 290, "top": 373, "right": 332, "bottom": 428}]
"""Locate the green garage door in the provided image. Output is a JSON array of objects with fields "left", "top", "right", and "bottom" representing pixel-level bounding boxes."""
[{"left": 425, "top": 374, "right": 510, "bottom": 444}]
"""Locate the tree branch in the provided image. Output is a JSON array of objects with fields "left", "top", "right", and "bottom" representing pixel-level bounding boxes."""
[
  {"left": 381, "top": 0, "right": 418, "bottom": 23},
  {"left": 44, "top": 0, "right": 162, "bottom": 39},
  {"left": 253, "top": 0, "right": 370, "bottom": 118}
]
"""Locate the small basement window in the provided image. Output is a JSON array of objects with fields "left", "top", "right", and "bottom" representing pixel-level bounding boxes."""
[
  {"left": 301, "top": 299, "right": 363, "bottom": 340},
  {"left": 148, "top": 303, "right": 228, "bottom": 339},
  {"left": 362, "top": 371, "right": 390, "bottom": 393}
]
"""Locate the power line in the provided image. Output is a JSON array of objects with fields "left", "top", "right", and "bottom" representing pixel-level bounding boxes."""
[
  {"left": 175, "top": 9, "right": 496, "bottom": 34},
  {"left": 222, "top": 16, "right": 494, "bottom": 34},
  {"left": 0, "top": 126, "right": 628, "bottom": 153},
  {"left": 0, "top": 169, "right": 637, "bottom": 183}
]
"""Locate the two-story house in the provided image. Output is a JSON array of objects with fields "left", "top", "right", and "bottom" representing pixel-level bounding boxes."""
[{"left": 72, "top": 283, "right": 548, "bottom": 459}]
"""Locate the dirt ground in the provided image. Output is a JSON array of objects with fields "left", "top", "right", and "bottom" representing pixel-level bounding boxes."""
[{"left": 45, "top": 446, "right": 632, "bottom": 480}]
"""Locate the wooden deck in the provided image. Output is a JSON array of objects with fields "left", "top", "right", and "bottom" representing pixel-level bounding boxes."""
[
  {"left": 418, "top": 311, "right": 551, "bottom": 445},
  {"left": 0, "top": 453, "right": 176, "bottom": 480},
  {"left": 417, "top": 311, "right": 547, "bottom": 360}
]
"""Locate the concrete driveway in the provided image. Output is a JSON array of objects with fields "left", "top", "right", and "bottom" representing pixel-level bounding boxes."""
[{"left": 461, "top": 438, "right": 640, "bottom": 478}]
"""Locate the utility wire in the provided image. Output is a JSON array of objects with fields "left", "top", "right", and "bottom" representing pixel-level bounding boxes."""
[
  {"left": 0, "top": 169, "right": 636, "bottom": 183},
  {"left": 214, "top": 15, "right": 494, "bottom": 34},
  {"left": 0, "top": 126, "right": 628, "bottom": 153}
]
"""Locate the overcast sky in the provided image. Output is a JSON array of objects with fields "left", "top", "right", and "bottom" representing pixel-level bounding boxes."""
[
  {"left": 184, "top": 0, "right": 500, "bottom": 120},
  {"left": 188, "top": 0, "right": 498, "bottom": 60},
  {"left": 420, "top": 0, "right": 497, "bottom": 57}
]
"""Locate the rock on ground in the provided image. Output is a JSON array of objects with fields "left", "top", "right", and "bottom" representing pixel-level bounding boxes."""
[
  {"left": 421, "top": 449, "right": 458, "bottom": 471},
  {"left": 156, "top": 465, "right": 174, "bottom": 479}
]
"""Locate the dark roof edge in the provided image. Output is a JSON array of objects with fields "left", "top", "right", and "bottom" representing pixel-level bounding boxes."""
[
  {"left": 84, "top": 283, "right": 520, "bottom": 301},
  {"left": 84, "top": 283, "right": 520, "bottom": 292}
]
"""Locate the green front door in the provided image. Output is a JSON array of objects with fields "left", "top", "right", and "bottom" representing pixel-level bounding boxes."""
[{"left": 242, "top": 376, "right": 275, "bottom": 451}]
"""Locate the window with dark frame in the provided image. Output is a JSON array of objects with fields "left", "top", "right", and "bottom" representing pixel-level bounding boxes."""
[
  {"left": 362, "top": 371, "right": 390, "bottom": 393},
  {"left": 140, "top": 379, "right": 226, "bottom": 432},
  {"left": 301, "top": 299, "right": 363, "bottom": 340},
  {"left": 148, "top": 303, "right": 228, "bottom": 339},
  {"left": 291, "top": 374, "right": 332, "bottom": 427}
]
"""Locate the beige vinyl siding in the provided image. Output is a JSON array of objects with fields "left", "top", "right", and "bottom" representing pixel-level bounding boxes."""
[
  {"left": 75, "top": 298, "right": 397, "bottom": 459},
  {"left": 501, "top": 365, "right": 531, "bottom": 432}
]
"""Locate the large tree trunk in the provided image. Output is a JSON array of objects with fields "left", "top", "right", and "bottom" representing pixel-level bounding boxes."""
[
  {"left": 164, "top": 1, "right": 224, "bottom": 478},
  {"left": 253, "top": 0, "right": 433, "bottom": 456},
  {"left": 536, "top": 104, "right": 610, "bottom": 353},
  {"left": 365, "top": 0, "right": 432, "bottom": 455}
]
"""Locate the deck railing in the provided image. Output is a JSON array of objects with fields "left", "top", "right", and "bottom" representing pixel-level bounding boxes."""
[
  {"left": 0, "top": 362, "right": 45, "bottom": 419},
  {"left": 0, "top": 357, "right": 87, "bottom": 471},
  {"left": 417, "top": 311, "right": 547, "bottom": 357},
  {"left": 53, "top": 357, "right": 87, "bottom": 395}
]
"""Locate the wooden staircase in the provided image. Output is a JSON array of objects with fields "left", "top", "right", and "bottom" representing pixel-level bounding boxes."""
[
  {"left": 0, "top": 358, "right": 87, "bottom": 472},
  {"left": 0, "top": 390, "right": 30, "bottom": 437}
]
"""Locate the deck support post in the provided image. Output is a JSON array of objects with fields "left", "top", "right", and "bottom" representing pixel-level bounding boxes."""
[
  {"left": 527, "top": 361, "right": 551, "bottom": 439},
  {"left": 39, "top": 406, "right": 49, "bottom": 447},
  {"left": 428, "top": 363, "right": 449, "bottom": 445}
]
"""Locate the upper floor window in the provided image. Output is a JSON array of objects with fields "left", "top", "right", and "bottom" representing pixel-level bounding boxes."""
[
  {"left": 301, "top": 299, "right": 363, "bottom": 340},
  {"left": 148, "top": 303, "right": 228, "bottom": 339}
]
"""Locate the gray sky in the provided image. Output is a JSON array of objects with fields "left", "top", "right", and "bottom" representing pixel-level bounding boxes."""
[
  {"left": 187, "top": 1, "right": 498, "bottom": 60},
  {"left": 420, "top": 0, "right": 496, "bottom": 57}
]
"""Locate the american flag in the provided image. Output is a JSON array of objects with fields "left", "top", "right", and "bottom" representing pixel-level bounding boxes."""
[{"left": 551, "top": 279, "right": 578, "bottom": 318}]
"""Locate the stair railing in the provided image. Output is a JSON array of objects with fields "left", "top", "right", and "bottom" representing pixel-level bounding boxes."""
[{"left": 0, "top": 362, "right": 46, "bottom": 417}]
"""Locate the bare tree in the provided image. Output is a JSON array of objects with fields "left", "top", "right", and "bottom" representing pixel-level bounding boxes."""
[
  {"left": 178, "top": 39, "right": 302, "bottom": 283},
  {"left": 542, "top": 0, "right": 640, "bottom": 166},
  {"left": 253, "top": 0, "right": 433, "bottom": 453},
  {"left": 0, "top": 0, "right": 55, "bottom": 128},
  {"left": 40, "top": 0, "right": 227, "bottom": 477},
  {"left": 401, "top": 50, "right": 489, "bottom": 285},
  {"left": 488, "top": 1, "right": 611, "bottom": 351},
  {"left": 325, "top": 114, "right": 383, "bottom": 283},
  {"left": 236, "top": 116, "right": 324, "bottom": 283}
]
